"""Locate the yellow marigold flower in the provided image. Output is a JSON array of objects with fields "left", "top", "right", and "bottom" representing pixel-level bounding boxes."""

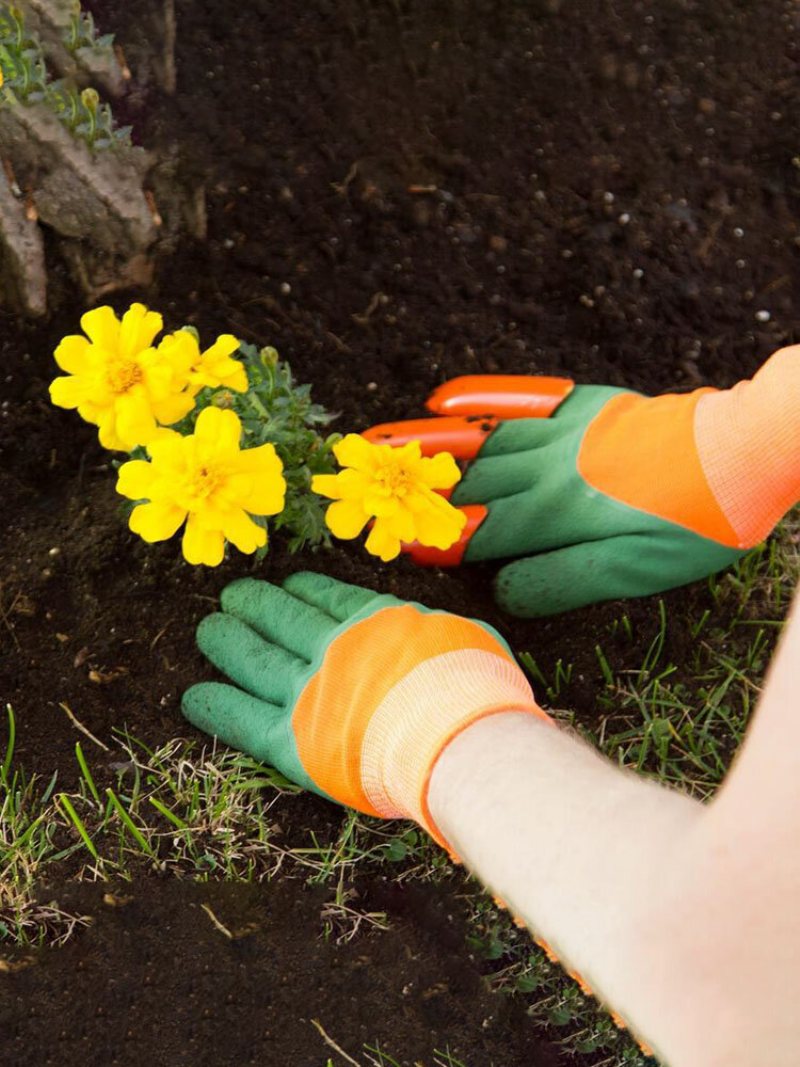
[
  {"left": 312, "top": 434, "right": 466, "bottom": 562},
  {"left": 116, "top": 407, "right": 286, "bottom": 566},
  {"left": 158, "top": 329, "right": 248, "bottom": 397},
  {"left": 49, "top": 304, "right": 195, "bottom": 452}
]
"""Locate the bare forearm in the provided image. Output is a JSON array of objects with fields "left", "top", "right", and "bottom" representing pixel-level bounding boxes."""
[
  {"left": 427, "top": 596, "right": 800, "bottom": 1066},
  {"left": 428, "top": 712, "right": 701, "bottom": 1060}
]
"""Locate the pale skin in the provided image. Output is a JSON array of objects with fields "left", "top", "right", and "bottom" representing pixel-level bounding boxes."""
[{"left": 428, "top": 587, "right": 800, "bottom": 1067}]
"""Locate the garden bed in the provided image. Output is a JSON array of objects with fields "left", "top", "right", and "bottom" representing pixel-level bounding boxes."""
[{"left": 1, "top": 1, "right": 798, "bottom": 1064}]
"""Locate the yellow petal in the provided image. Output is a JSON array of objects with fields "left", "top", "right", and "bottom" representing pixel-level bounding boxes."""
[
  {"left": 333, "top": 469, "right": 373, "bottom": 500},
  {"left": 196, "top": 336, "right": 248, "bottom": 392},
  {"left": 200, "top": 334, "right": 241, "bottom": 368},
  {"left": 115, "top": 390, "right": 158, "bottom": 449},
  {"left": 221, "top": 509, "right": 267, "bottom": 554},
  {"left": 182, "top": 515, "right": 225, "bottom": 566},
  {"left": 363, "top": 491, "right": 399, "bottom": 518},
  {"left": 116, "top": 460, "right": 155, "bottom": 501},
  {"left": 81, "top": 306, "right": 120, "bottom": 350},
  {"left": 141, "top": 356, "right": 175, "bottom": 398},
  {"left": 194, "top": 406, "right": 241, "bottom": 454},
  {"left": 50, "top": 375, "right": 87, "bottom": 410},
  {"left": 326, "top": 499, "right": 369, "bottom": 539},
  {"left": 333, "top": 434, "right": 377, "bottom": 472},
  {"left": 413, "top": 499, "right": 467, "bottom": 549},
  {"left": 53, "top": 335, "right": 91, "bottom": 375},
  {"left": 119, "top": 303, "right": 163, "bottom": 358},
  {"left": 383, "top": 506, "right": 416, "bottom": 543},
  {"left": 130, "top": 501, "right": 185, "bottom": 542},
  {"left": 158, "top": 331, "right": 198, "bottom": 384},
  {"left": 420, "top": 451, "right": 462, "bottom": 490},
  {"left": 146, "top": 429, "right": 184, "bottom": 466},
  {"left": 394, "top": 440, "right": 423, "bottom": 465},
  {"left": 97, "top": 413, "right": 126, "bottom": 452},
  {"left": 365, "top": 520, "right": 401, "bottom": 562},
  {"left": 222, "top": 363, "right": 249, "bottom": 392},
  {"left": 230, "top": 446, "right": 286, "bottom": 515},
  {"left": 77, "top": 400, "right": 103, "bottom": 423},
  {"left": 233, "top": 441, "right": 283, "bottom": 476},
  {"left": 151, "top": 392, "right": 195, "bottom": 426},
  {"left": 311, "top": 473, "right": 343, "bottom": 500}
]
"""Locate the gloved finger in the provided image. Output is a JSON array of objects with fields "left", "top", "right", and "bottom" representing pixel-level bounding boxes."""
[
  {"left": 282, "top": 571, "right": 383, "bottom": 622},
  {"left": 453, "top": 446, "right": 555, "bottom": 505},
  {"left": 402, "top": 504, "right": 488, "bottom": 566},
  {"left": 363, "top": 415, "right": 499, "bottom": 460},
  {"left": 426, "top": 374, "right": 574, "bottom": 418},
  {"left": 220, "top": 578, "right": 338, "bottom": 661},
  {"left": 477, "top": 417, "right": 568, "bottom": 457},
  {"left": 182, "top": 681, "right": 284, "bottom": 764},
  {"left": 493, "top": 534, "right": 740, "bottom": 617},
  {"left": 196, "top": 613, "right": 306, "bottom": 704}
]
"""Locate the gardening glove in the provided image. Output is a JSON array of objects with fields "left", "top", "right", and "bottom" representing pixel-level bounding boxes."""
[
  {"left": 364, "top": 345, "right": 800, "bottom": 617},
  {"left": 182, "top": 573, "right": 548, "bottom": 845}
]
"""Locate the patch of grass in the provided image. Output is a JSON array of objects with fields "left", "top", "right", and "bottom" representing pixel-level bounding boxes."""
[
  {"left": 0, "top": 706, "right": 92, "bottom": 947},
  {"left": 1, "top": 723, "right": 396, "bottom": 949}
]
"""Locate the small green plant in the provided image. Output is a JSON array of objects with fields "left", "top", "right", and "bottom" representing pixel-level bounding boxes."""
[
  {"left": 64, "top": 1, "right": 115, "bottom": 56},
  {"left": 519, "top": 651, "right": 574, "bottom": 703},
  {"left": 46, "top": 80, "right": 131, "bottom": 148},
  {"left": 0, "top": 4, "right": 48, "bottom": 100},
  {"left": 0, "top": 2, "right": 129, "bottom": 148}
]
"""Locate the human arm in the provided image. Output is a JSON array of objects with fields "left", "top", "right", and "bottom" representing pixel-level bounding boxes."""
[{"left": 429, "top": 592, "right": 800, "bottom": 1066}]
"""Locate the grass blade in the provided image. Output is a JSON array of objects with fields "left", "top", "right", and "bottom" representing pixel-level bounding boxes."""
[
  {"left": 106, "top": 788, "right": 155, "bottom": 856},
  {"left": 74, "top": 741, "right": 101, "bottom": 806},
  {"left": 56, "top": 792, "right": 98, "bottom": 860},
  {"left": 2, "top": 703, "right": 16, "bottom": 783}
]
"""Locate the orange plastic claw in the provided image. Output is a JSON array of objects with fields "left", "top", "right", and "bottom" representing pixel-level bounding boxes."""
[
  {"left": 402, "top": 505, "right": 488, "bottom": 567},
  {"left": 363, "top": 416, "right": 499, "bottom": 461},
  {"left": 426, "top": 375, "right": 575, "bottom": 419}
]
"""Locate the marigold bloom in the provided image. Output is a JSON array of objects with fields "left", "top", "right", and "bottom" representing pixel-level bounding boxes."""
[
  {"left": 49, "top": 304, "right": 196, "bottom": 451},
  {"left": 116, "top": 407, "right": 286, "bottom": 566},
  {"left": 157, "top": 329, "right": 248, "bottom": 397},
  {"left": 312, "top": 434, "right": 466, "bottom": 562}
]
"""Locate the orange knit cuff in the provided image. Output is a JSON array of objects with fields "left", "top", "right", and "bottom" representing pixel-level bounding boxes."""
[
  {"left": 695, "top": 345, "right": 800, "bottom": 546},
  {"left": 359, "top": 649, "right": 550, "bottom": 847}
]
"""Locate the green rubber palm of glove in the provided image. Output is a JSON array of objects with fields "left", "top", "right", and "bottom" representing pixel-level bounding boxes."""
[{"left": 453, "top": 386, "right": 747, "bottom": 617}]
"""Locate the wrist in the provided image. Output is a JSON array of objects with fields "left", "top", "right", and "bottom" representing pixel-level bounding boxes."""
[{"left": 359, "top": 651, "right": 547, "bottom": 847}]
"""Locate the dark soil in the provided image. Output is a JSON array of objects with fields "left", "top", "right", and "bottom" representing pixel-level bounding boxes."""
[
  {"left": 0, "top": 878, "right": 562, "bottom": 1067},
  {"left": 1, "top": 0, "right": 798, "bottom": 1064}
]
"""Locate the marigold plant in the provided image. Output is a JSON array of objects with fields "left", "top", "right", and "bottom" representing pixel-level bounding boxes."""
[
  {"left": 312, "top": 434, "right": 467, "bottom": 561},
  {"left": 50, "top": 305, "right": 340, "bottom": 563},
  {"left": 116, "top": 407, "right": 285, "bottom": 566}
]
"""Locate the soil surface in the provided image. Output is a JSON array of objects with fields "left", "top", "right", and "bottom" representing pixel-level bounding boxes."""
[{"left": 1, "top": 0, "right": 798, "bottom": 1064}]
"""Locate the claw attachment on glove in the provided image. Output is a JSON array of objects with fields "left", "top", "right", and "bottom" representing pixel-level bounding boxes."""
[{"left": 182, "top": 573, "right": 548, "bottom": 846}]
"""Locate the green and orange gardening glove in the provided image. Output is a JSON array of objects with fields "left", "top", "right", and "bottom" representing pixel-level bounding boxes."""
[
  {"left": 365, "top": 345, "right": 800, "bottom": 617},
  {"left": 181, "top": 572, "right": 549, "bottom": 846}
]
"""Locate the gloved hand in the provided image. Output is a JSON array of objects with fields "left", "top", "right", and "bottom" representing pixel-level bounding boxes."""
[
  {"left": 182, "top": 573, "right": 547, "bottom": 844},
  {"left": 365, "top": 346, "right": 800, "bottom": 617}
]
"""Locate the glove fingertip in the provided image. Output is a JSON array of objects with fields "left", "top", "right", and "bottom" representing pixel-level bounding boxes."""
[
  {"left": 180, "top": 681, "right": 217, "bottom": 726},
  {"left": 220, "top": 575, "right": 281, "bottom": 613},
  {"left": 195, "top": 612, "right": 229, "bottom": 655}
]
